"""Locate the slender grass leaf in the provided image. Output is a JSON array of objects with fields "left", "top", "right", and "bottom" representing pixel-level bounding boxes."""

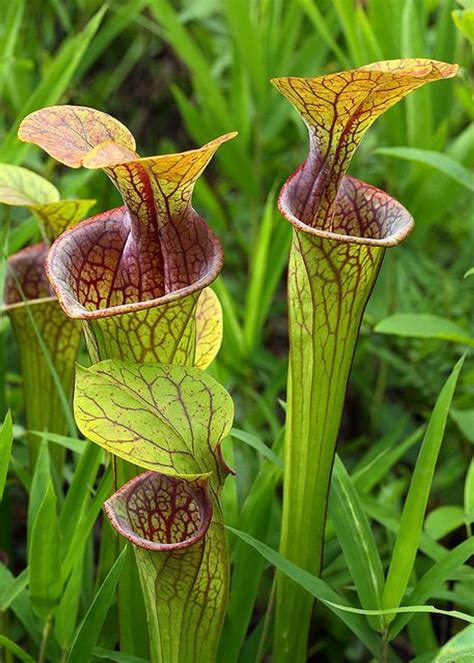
[
  {"left": 401, "top": 0, "right": 432, "bottom": 147},
  {"left": 27, "top": 440, "right": 50, "bottom": 550},
  {"left": 243, "top": 190, "right": 275, "bottom": 352},
  {"left": 61, "top": 464, "right": 113, "bottom": 581},
  {"left": 383, "top": 356, "right": 465, "bottom": 621},
  {"left": 0, "top": 636, "right": 35, "bottom": 663},
  {"left": 0, "top": 410, "right": 13, "bottom": 501},
  {"left": 93, "top": 648, "right": 148, "bottom": 662},
  {"left": 375, "top": 147, "right": 474, "bottom": 192},
  {"left": 29, "top": 431, "right": 88, "bottom": 455},
  {"left": 451, "top": 408, "right": 474, "bottom": 443},
  {"left": 3, "top": 6, "right": 107, "bottom": 163},
  {"left": 389, "top": 537, "right": 474, "bottom": 638},
  {"left": 0, "top": 564, "right": 40, "bottom": 646},
  {"left": 465, "top": 460, "right": 474, "bottom": 533},
  {"left": 0, "top": 0, "right": 24, "bottom": 99},
  {"left": 0, "top": 567, "right": 28, "bottom": 611},
  {"left": 227, "top": 527, "right": 382, "bottom": 657},
  {"left": 59, "top": 442, "right": 103, "bottom": 552},
  {"left": 330, "top": 456, "right": 385, "bottom": 630},
  {"left": 362, "top": 495, "right": 452, "bottom": 564},
  {"left": 333, "top": 0, "right": 364, "bottom": 65},
  {"left": 353, "top": 426, "right": 425, "bottom": 493},
  {"left": 54, "top": 552, "right": 84, "bottom": 650},
  {"left": 231, "top": 427, "right": 283, "bottom": 469},
  {"left": 66, "top": 546, "right": 129, "bottom": 663},
  {"left": 375, "top": 313, "right": 474, "bottom": 347},
  {"left": 298, "top": 0, "right": 350, "bottom": 66},
  {"left": 29, "top": 480, "right": 63, "bottom": 619}
]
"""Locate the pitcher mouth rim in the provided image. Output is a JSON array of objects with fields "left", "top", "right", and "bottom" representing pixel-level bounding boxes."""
[
  {"left": 103, "top": 470, "right": 213, "bottom": 552},
  {"left": 45, "top": 208, "right": 224, "bottom": 320},
  {"left": 279, "top": 173, "right": 414, "bottom": 248}
]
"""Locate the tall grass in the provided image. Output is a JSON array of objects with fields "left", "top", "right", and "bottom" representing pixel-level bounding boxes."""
[{"left": 0, "top": 1, "right": 472, "bottom": 661}]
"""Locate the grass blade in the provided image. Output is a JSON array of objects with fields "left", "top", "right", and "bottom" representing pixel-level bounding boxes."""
[
  {"left": 228, "top": 526, "right": 382, "bottom": 657},
  {"left": 375, "top": 147, "right": 474, "bottom": 192},
  {"left": 3, "top": 6, "right": 107, "bottom": 163},
  {"left": 66, "top": 546, "right": 129, "bottom": 663},
  {"left": 375, "top": 313, "right": 474, "bottom": 347},
  {"left": 389, "top": 537, "right": 474, "bottom": 638},
  {"left": 0, "top": 410, "right": 13, "bottom": 501},
  {"left": 0, "top": 636, "right": 35, "bottom": 663},
  {"left": 29, "top": 480, "right": 62, "bottom": 619},
  {"left": 231, "top": 427, "right": 283, "bottom": 469},
  {"left": 27, "top": 441, "right": 50, "bottom": 548},
  {"left": 382, "top": 355, "right": 465, "bottom": 621},
  {"left": 329, "top": 456, "right": 385, "bottom": 630},
  {"left": 0, "top": 568, "right": 28, "bottom": 612}
]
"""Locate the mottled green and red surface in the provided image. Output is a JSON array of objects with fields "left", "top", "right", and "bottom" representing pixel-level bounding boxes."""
[
  {"left": 19, "top": 106, "right": 234, "bottom": 366},
  {"left": 272, "top": 59, "right": 458, "bottom": 662},
  {"left": 75, "top": 360, "right": 234, "bottom": 663},
  {"left": 0, "top": 164, "right": 94, "bottom": 468}
]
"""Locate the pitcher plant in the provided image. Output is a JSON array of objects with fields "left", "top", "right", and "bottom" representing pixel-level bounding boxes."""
[
  {"left": 271, "top": 58, "right": 458, "bottom": 660},
  {"left": 74, "top": 359, "right": 234, "bottom": 663},
  {"left": 0, "top": 164, "right": 94, "bottom": 470}
]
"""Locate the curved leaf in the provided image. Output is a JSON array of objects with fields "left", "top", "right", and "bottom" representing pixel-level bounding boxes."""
[
  {"left": 195, "top": 287, "right": 223, "bottom": 369},
  {"left": 272, "top": 59, "right": 457, "bottom": 232},
  {"left": 0, "top": 163, "right": 59, "bottom": 205},
  {"left": 18, "top": 105, "right": 137, "bottom": 168},
  {"left": 375, "top": 313, "right": 474, "bottom": 347},
  {"left": 74, "top": 360, "right": 234, "bottom": 486},
  {"left": 375, "top": 146, "right": 474, "bottom": 192}
]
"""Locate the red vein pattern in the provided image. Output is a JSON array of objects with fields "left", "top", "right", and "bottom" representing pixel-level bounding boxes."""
[
  {"left": 19, "top": 106, "right": 233, "bottom": 367},
  {"left": 19, "top": 107, "right": 237, "bottom": 663},
  {"left": 104, "top": 472, "right": 228, "bottom": 662},
  {"left": 76, "top": 359, "right": 234, "bottom": 663},
  {"left": 96, "top": 438, "right": 227, "bottom": 663},
  {"left": 272, "top": 59, "right": 458, "bottom": 661}
]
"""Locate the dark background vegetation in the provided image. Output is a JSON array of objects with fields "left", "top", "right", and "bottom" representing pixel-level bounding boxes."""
[{"left": 0, "top": 1, "right": 472, "bottom": 661}]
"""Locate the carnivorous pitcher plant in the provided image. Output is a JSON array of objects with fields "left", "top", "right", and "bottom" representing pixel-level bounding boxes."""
[
  {"left": 74, "top": 359, "right": 234, "bottom": 662},
  {"left": 272, "top": 59, "right": 458, "bottom": 660},
  {"left": 18, "top": 106, "right": 235, "bottom": 655},
  {"left": 18, "top": 106, "right": 233, "bottom": 371},
  {"left": 0, "top": 164, "right": 94, "bottom": 470}
]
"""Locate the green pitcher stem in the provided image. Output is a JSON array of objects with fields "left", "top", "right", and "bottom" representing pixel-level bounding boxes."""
[
  {"left": 274, "top": 231, "right": 384, "bottom": 661},
  {"left": 8, "top": 301, "right": 81, "bottom": 472},
  {"left": 136, "top": 502, "right": 228, "bottom": 663},
  {"left": 82, "top": 294, "right": 201, "bottom": 658}
]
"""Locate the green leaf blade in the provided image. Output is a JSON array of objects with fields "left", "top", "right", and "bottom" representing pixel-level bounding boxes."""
[
  {"left": 29, "top": 481, "right": 63, "bottom": 619},
  {"left": 375, "top": 313, "right": 474, "bottom": 347},
  {"left": 67, "top": 546, "right": 129, "bottom": 663},
  {"left": 382, "top": 355, "right": 465, "bottom": 621}
]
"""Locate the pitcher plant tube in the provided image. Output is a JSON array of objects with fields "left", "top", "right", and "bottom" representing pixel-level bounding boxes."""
[
  {"left": 17, "top": 106, "right": 233, "bottom": 653},
  {"left": 0, "top": 164, "right": 95, "bottom": 470},
  {"left": 17, "top": 106, "right": 234, "bottom": 369},
  {"left": 271, "top": 58, "right": 458, "bottom": 661},
  {"left": 74, "top": 359, "right": 234, "bottom": 663}
]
